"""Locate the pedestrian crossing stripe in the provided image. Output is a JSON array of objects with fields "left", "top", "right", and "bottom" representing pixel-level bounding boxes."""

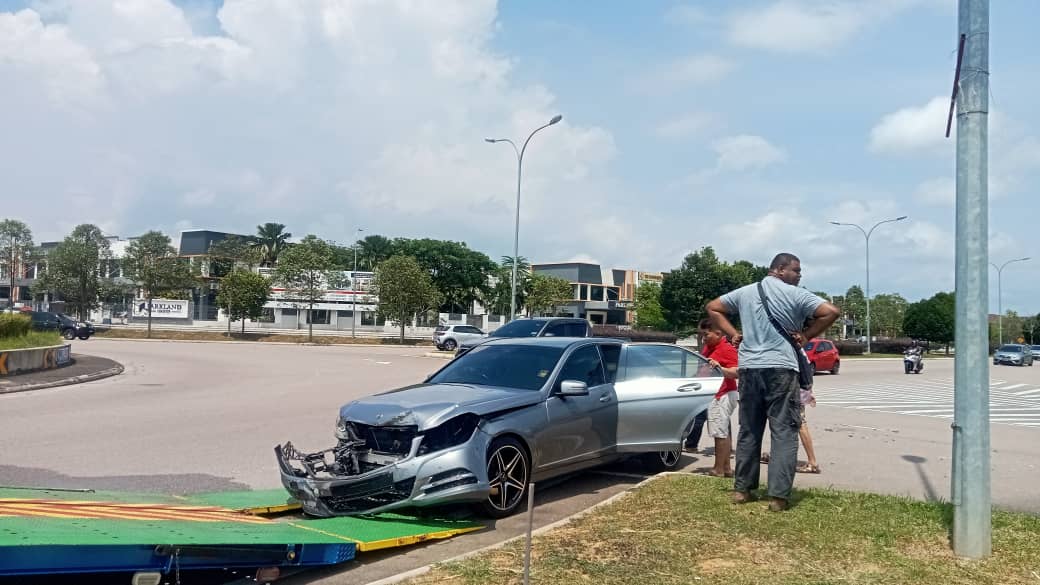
[{"left": 0, "top": 499, "right": 273, "bottom": 523}]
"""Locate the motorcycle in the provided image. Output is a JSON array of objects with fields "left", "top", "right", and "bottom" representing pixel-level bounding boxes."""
[{"left": 903, "top": 347, "right": 924, "bottom": 374}]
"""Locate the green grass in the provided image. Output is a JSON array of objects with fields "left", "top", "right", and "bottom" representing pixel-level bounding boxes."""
[
  {"left": 406, "top": 475, "right": 1040, "bottom": 585},
  {"left": 0, "top": 331, "right": 63, "bottom": 350}
]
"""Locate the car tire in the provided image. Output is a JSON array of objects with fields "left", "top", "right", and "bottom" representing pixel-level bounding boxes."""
[
  {"left": 642, "top": 446, "right": 684, "bottom": 473},
  {"left": 831, "top": 361, "right": 840, "bottom": 375},
  {"left": 62, "top": 329, "right": 76, "bottom": 340},
  {"left": 78, "top": 334, "right": 91, "bottom": 340},
  {"left": 809, "top": 362, "right": 816, "bottom": 377},
  {"left": 443, "top": 339, "right": 457, "bottom": 351},
  {"left": 479, "top": 437, "right": 530, "bottom": 518}
]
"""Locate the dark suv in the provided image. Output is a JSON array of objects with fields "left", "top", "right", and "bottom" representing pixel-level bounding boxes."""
[
  {"left": 456, "top": 317, "right": 591, "bottom": 355},
  {"left": 30, "top": 311, "right": 95, "bottom": 340}
]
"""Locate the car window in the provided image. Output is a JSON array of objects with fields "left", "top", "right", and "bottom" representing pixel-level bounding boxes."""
[
  {"left": 435, "top": 325, "right": 448, "bottom": 332},
  {"left": 490, "top": 319, "right": 547, "bottom": 338},
  {"left": 804, "top": 341, "right": 815, "bottom": 351},
  {"left": 562, "top": 322, "right": 588, "bottom": 337},
  {"left": 428, "top": 345, "right": 564, "bottom": 390},
  {"left": 542, "top": 322, "right": 568, "bottom": 337},
  {"left": 818, "top": 342, "right": 831, "bottom": 351},
  {"left": 998, "top": 345, "right": 1021, "bottom": 352},
  {"left": 623, "top": 345, "right": 705, "bottom": 379},
  {"left": 557, "top": 345, "right": 605, "bottom": 387},
  {"left": 463, "top": 326, "right": 483, "bottom": 334},
  {"left": 599, "top": 344, "right": 621, "bottom": 382}
]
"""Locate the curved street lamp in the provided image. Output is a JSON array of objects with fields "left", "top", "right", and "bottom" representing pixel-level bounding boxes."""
[
  {"left": 485, "top": 114, "right": 563, "bottom": 320},
  {"left": 830, "top": 215, "right": 908, "bottom": 354},
  {"left": 989, "top": 257, "right": 1030, "bottom": 345}
]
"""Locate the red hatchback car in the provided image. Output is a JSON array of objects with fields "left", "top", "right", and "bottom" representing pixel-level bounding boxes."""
[{"left": 804, "top": 338, "right": 840, "bottom": 375}]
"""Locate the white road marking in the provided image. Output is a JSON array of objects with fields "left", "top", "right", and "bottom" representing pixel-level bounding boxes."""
[
  {"left": 1015, "top": 388, "right": 1040, "bottom": 396},
  {"left": 1001, "top": 383, "right": 1028, "bottom": 390}
]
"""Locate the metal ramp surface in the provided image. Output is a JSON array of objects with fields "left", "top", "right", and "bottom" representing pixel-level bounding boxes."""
[{"left": 0, "top": 487, "right": 482, "bottom": 577}]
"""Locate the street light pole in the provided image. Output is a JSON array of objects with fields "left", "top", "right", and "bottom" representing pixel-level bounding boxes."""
[
  {"left": 829, "top": 216, "right": 908, "bottom": 354},
  {"left": 351, "top": 227, "right": 364, "bottom": 338},
  {"left": 486, "top": 114, "right": 562, "bottom": 321},
  {"left": 989, "top": 257, "right": 1029, "bottom": 345}
]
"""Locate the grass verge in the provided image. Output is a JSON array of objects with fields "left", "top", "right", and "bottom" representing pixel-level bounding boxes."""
[
  {"left": 406, "top": 474, "right": 1040, "bottom": 585},
  {"left": 0, "top": 331, "right": 63, "bottom": 350},
  {"left": 94, "top": 328, "right": 433, "bottom": 346}
]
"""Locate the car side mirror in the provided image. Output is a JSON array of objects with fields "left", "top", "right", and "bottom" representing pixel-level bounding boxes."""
[{"left": 557, "top": 380, "right": 589, "bottom": 396}]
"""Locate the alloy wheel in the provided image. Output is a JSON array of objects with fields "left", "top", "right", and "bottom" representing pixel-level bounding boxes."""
[{"left": 485, "top": 443, "right": 528, "bottom": 514}]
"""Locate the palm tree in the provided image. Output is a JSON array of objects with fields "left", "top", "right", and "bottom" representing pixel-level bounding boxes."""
[
  {"left": 355, "top": 235, "right": 395, "bottom": 271},
  {"left": 251, "top": 223, "right": 292, "bottom": 267}
]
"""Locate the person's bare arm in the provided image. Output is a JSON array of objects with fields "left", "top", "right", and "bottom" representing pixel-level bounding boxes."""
[
  {"left": 792, "top": 302, "right": 841, "bottom": 344},
  {"left": 706, "top": 298, "right": 741, "bottom": 345},
  {"left": 706, "top": 358, "right": 739, "bottom": 379}
]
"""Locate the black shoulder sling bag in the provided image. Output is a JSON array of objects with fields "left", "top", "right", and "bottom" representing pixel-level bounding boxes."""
[{"left": 757, "top": 281, "right": 814, "bottom": 389}]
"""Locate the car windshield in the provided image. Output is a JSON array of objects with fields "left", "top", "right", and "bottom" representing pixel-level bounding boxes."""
[
  {"left": 998, "top": 345, "right": 1021, "bottom": 352},
  {"left": 428, "top": 345, "right": 564, "bottom": 390},
  {"left": 489, "top": 319, "right": 547, "bottom": 338},
  {"left": 1032, "top": 345, "right": 1040, "bottom": 351},
  {"left": 804, "top": 341, "right": 815, "bottom": 351}
]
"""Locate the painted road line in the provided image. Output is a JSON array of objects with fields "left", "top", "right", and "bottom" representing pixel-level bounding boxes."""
[
  {"left": 1014, "top": 388, "right": 1040, "bottom": 396},
  {"left": 999, "top": 383, "right": 1029, "bottom": 390}
]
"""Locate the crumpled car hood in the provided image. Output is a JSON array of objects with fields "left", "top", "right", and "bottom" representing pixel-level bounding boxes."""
[{"left": 339, "top": 383, "right": 543, "bottom": 430}]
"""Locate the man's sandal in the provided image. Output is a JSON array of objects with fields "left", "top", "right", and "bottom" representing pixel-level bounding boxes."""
[{"left": 796, "top": 463, "right": 821, "bottom": 474}]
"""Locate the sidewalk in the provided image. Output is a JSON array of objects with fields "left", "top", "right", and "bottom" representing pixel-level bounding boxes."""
[{"left": 0, "top": 354, "right": 123, "bottom": 394}]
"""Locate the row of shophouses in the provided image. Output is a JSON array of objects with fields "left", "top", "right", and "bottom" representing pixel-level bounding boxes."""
[{"left": 2, "top": 229, "right": 663, "bottom": 333}]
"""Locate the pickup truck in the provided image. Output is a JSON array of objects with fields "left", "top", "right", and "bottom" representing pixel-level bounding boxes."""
[{"left": 456, "top": 317, "right": 592, "bottom": 355}]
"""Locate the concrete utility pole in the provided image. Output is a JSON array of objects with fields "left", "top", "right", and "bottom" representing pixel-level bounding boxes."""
[{"left": 952, "top": 0, "right": 991, "bottom": 559}]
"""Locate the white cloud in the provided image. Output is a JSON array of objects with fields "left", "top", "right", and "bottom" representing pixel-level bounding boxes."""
[
  {"left": 915, "top": 177, "right": 955, "bottom": 205},
  {"left": 728, "top": 0, "right": 920, "bottom": 54},
  {"left": 179, "top": 188, "right": 217, "bottom": 208},
  {"left": 654, "top": 112, "right": 718, "bottom": 139},
  {"left": 713, "top": 135, "right": 787, "bottom": 171},
  {"left": 641, "top": 54, "right": 735, "bottom": 91},
  {"left": 869, "top": 96, "right": 951, "bottom": 154}
]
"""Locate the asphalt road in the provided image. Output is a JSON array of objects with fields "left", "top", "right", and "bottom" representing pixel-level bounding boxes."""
[{"left": 2, "top": 340, "right": 1037, "bottom": 584}]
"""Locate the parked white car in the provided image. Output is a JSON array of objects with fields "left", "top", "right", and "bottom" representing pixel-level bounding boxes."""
[{"left": 433, "top": 324, "right": 486, "bottom": 351}]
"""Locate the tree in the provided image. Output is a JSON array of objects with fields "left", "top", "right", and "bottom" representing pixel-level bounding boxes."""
[
  {"left": 841, "top": 285, "right": 866, "bottom": 337},
  {"left": 32, "top": 224, "right": 111, "bottom": 320},
  {"left": 903, "top": 292, "right": 955, "bottom": 353},
  {"left": 0, "top": 219, "right": 35, "bottom": 308},
  {"left": 634, "top": 281, "right": 667, "bottom": 330},
  {"left": 870, "top": 293, "right": 908, "bottom": 339},
  {"left": 207, "top": 235, "right": 261, "bottom": 277},
  {"left": 354, "top": 234, "right": 396, "bottom": 271},
  {"left": 1023, "top": 314, "right": 1040, "bottom": 345},
  {"left": 216, "top": 269, "right": 270, "bottom": 335},
  {"left": 122, "top": 231, "right": 197, "bottom": 338},
  {"left": 372, "top": 255, "right": 441, "bottom": 343},
  {"left": 483, "top": 256, "right": 531, "bottom": 317},
  {"left": 526, "top": 274, "right": 573, "bottom": 317},
  {"left": 659, "top": 247, "right": 768, "bottom": 333},
  {"left": 272, "top": 235, "right": 342, "bottom": 342},
  {"left": 251, "top": 223, "right": 292, "bottom": 267},
  {"left": 391, "top": 238, "right": 497, "bottom": 313}
]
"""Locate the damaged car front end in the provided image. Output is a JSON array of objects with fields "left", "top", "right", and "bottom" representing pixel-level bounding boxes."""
[{"left": 277, "top": 405, "right": 500, "bottom": 517}]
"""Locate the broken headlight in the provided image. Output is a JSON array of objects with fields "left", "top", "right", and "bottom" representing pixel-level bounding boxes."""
[{"left": 417, "top": 413, "right": 480, "bottom": 456}]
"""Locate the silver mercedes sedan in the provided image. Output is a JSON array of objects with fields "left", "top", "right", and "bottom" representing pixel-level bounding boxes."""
[{"left": 276, "top": 337, "right": 722, "bottom": 518}]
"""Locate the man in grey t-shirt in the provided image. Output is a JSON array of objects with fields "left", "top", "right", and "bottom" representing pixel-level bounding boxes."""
[{"left": 706, "top": 252, "right": 840, "bottom": 511}]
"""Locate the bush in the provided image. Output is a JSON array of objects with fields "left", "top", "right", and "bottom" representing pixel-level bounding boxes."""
[
  {"left": 834, "top": 340, "right": 865, "bottom": 355},
  {"left": 592, "top": 325, "right": 678, "bottom": 344},
  {"left": 0, "top": 313, "right": 31, "bottom": 338}
]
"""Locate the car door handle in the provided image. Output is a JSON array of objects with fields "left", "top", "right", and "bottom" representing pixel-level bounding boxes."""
[
  {"left": 677, "top": 383, "right": 701, "bottom": 392},
  {"left": 599, "top": 394, "right": 612, "bottom": 402}
]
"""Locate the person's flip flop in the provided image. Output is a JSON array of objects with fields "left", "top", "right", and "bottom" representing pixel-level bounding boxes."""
[{"left": 796, "top": 463, "right": 821, "bottom": 474}]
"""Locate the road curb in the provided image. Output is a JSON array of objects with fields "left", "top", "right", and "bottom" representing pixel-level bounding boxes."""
[
  {"left": 363, "top": 472, "right": 675, "bottom": 585},
  {"left": 423, "top": 352, "right": 454, "bottom": 359},
  {"left": 0, "top": 363, "right": 124, "bottom": 395}
]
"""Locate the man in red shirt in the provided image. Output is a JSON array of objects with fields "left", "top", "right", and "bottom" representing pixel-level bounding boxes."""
[{"left": 699, "top": 318, "right": 739, "bottom": 477}]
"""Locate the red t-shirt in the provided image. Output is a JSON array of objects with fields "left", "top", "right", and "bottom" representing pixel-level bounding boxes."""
[{"left": 702, "top": 338, "right": 738, "bottom": 399}]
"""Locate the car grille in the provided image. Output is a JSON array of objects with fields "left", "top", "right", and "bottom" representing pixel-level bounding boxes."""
[
  {"left": 323, "top": 478, "right": 416, "bottom": 514},
  {"left": 348, "top": 423, "right": 417, "bottom": 455}
]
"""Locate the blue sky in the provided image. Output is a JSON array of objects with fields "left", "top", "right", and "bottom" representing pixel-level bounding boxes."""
[{"left": 1, "top": 1, "right": 1038, "bottom": 315}]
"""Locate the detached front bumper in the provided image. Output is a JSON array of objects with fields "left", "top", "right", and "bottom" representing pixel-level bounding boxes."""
[{"left": 275, "top": 433, "right": 492, "bottom": 517}]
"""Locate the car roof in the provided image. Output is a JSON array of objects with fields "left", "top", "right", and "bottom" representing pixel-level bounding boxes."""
[{"left": 479, "top": 337, "right": 621, "bottom": 349}]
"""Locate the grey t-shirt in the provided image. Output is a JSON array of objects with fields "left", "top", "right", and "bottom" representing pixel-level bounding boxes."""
[{"left": 720, "top": 276, "right": 826, "bottom": 371}]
